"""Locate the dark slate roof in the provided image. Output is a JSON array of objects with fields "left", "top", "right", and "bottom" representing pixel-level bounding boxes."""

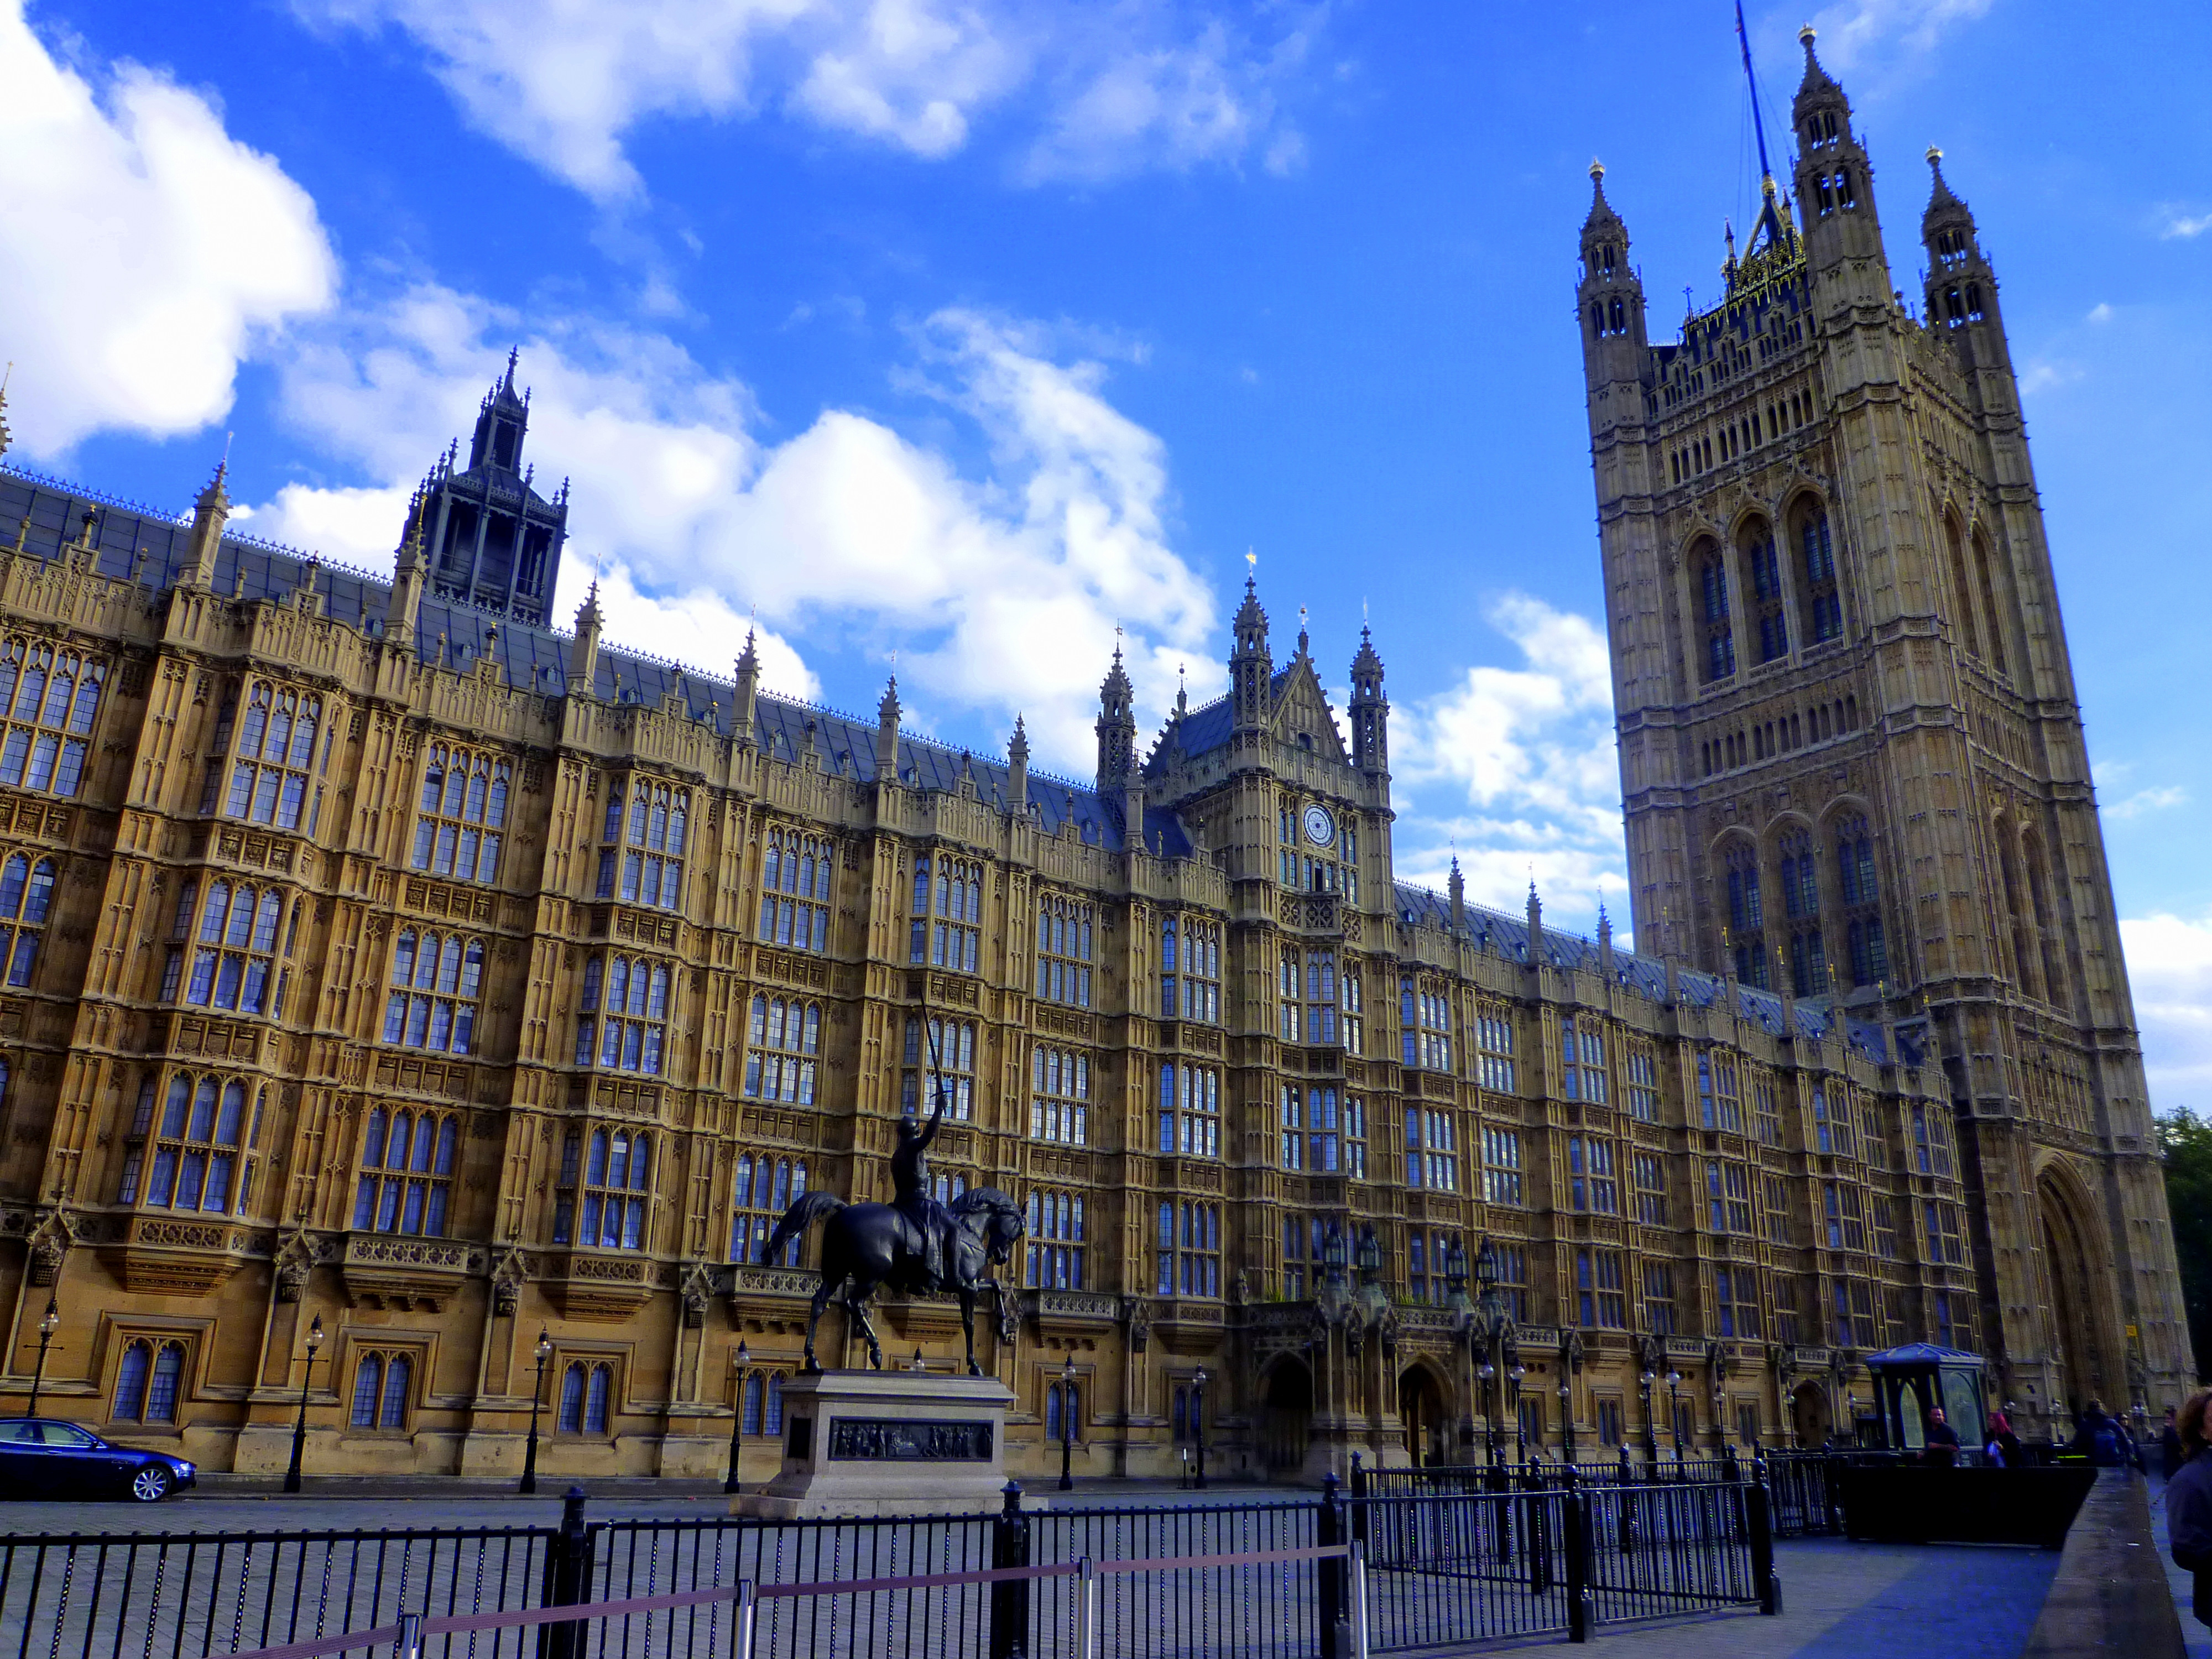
[
  {"left": 0, "top": 464, "right": 1191, "bottom": 855},
  {"left": 1389, "top": 877, "right": 1893, "bottom": 1060},
  {"left": 1863, "top": 1342, "right": 1984, "bottom": 1368},
  {"left": 1154, "top": 662, "right": 1298, "bottom": 765}
]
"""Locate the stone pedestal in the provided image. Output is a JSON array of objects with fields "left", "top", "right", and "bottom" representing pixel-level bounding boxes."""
[{"left": 731, "top": 1370, "right": 1018, "bottom": 1519}]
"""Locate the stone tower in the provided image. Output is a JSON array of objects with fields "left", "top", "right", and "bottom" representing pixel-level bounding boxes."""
[{"left": 1577, "top": 27, "right": 2190, "bottom": 1422}]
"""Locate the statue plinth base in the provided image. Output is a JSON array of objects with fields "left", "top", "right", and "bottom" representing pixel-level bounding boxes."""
[{"left": 731, "top": 1370, "right": 1021, "bottom": 1519}]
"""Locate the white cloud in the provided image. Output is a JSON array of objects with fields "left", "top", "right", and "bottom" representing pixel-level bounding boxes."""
[
  {"left": 2110, "top": 784, "right": 2188, "bottom": 821},
  {"left": 2086, "top": 302, "right": 2114, "bottom": 325},
  {"left": 0, "top": 1, "right": 335, "bottom": 456},
  {"left": 2122, "top": 910, "right": 2212, "bottom": 1107},
  {"left": 2017, "top": 358, "right": 2082, "bottom": 397},
  {"left": 2158, "top": 208, "right": 2212, "bottom": 241},
  {"left": 1801, "top": 0, "right": 1994, "bottom": 75},
  {"left": 301, "top": 0, "right": 1312, "bottom": 201},
  {"left": 1394, "top": 593, "right": 1627, "bottom": 926},
  {"left": 251, "top": 287, "right": 1217, "bottom": 773}
]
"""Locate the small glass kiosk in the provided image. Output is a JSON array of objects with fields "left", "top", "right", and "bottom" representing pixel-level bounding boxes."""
[{"left": 1863, "top": 1342, "right": 1986, "bottom": 1453}]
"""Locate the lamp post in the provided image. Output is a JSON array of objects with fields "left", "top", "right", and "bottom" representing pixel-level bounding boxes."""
[
  {"left": 522, "top": 1328, "right": 553, "bottom": 1495},
  {"left": 1509, "top": 1365, "right": 1527, "bottom": 1462},
  {"left": 283, "top": 1316, "right": 324, "bottom": 1495},
  {"left": 1193, "top": 1367, "right": 1208, "bottom": 1491},
  {"left": 1058, "top": 1356, "right": 1077, "bottom": 1492},
  {"left": 1473, "top": 1239, "right": 1504, "bottom": 1465},
  {"left": 1639, "top": 1368, "right": 1658, "bottom": 1465},
  {"left": 1478, "top": 1362, "right": 1500, "bottom": 1465},
  {"left": 1558, "top": 1378, "right": 1575, "bottom": 1463},
  {"left": 723, "top": 1339, "right": 750, "bottom": 1496},
  {"left": 25, "top": 1298, "right": 58, "bottom": 1417},
  {"left": 1665, "top": 1369, "right": 1683, "bottom": 1462}
]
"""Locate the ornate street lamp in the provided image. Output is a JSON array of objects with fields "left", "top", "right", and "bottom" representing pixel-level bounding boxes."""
[
  {"left": 723, "top": 1338, "right": 750, "bottom": 1496},
  {"left": 1665, "top": 1369, "right": 1683, "bottom": 1462},
  {"left": 283, "top": 1316, "right": 325, "bottom": 1495},
  {"left": 1472, "top": 1239, "right": 1504, "bottom": 1464},
  {"left": 26, "top": 1298, "right": 58, "bottom": 1417},
  {"left": 524, "top": 1328, "right": 554, "bottom": 1495},
  {"left": 1639, "top": 1366, "right": 1658, "bottom": 1465},
  {"left": 1058, "top": 1356, "right": 1077, "bottom": 1492},
  {"left": 1478, "top": 1360, "right": 1500, "bottom": 1465},
  {"left": 1509, "top": 1364, "right": 1527, "bottom": 1462},
  {"left": 1193, "top": 1367, "right": 1209, "bottom": 1491},
  {"left": 1558, "top": 1376, "right": 1575, "bottom": 1462}
]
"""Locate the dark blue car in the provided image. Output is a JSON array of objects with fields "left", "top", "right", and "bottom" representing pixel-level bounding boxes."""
[{"left": 0, "top": 1418, "right": 196, "bottom": 1501}]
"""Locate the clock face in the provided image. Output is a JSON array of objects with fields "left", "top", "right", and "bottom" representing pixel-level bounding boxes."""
[{"left": 1303, "top": 804, "right": 1336, "bottom": 847}]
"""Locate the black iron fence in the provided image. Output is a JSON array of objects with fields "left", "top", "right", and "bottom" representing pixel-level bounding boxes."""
[{"left": 0, "top": 1477, "right": 1776, "bottom": 1659}]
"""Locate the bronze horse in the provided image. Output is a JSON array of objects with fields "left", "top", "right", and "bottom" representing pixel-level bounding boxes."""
[{"left": 762, "top": 1186, "right": 1024, "bottom": 1374}]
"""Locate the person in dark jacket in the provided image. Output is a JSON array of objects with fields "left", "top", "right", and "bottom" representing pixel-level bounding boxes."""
[
  {"left": 2164, "top": 1408, "right": 2185, "bottom": 1480},
  {"left": 2165, "top": 1390, "right": 2212, "bottom": 1627},
  {"left": 1923, "top": 1406, "right": 1963, "bottom": 1467},
  {"left": 2074, "top": 1399, "right": 2126, "bottom": 1466},
  {"left": 1985, "top": 1411, "right": 2025, "bottom": 1469}
]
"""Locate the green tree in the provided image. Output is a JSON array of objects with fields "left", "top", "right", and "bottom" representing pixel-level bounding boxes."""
[{"left": 2157, "top": 1108, "right": 2212, "bottom": 1382}]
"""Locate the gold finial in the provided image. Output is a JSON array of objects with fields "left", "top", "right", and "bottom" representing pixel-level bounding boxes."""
[
  {"left": 1925, "top": 145, "right": 1944, "bottom": 167},
  {"left": 1245, "top": 547, "right": 1257, "bottom": 572},
  {"left": 1589, "top": 157, "right": 1605, "bottom": 183},
  {"left": 1798, "top": 23, "right": 1816, "bottom": 46}
]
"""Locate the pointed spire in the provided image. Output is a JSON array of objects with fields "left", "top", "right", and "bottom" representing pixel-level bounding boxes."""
[
  {"left": 184, "top": 454, "right": 232, "bottom": 588},
  {"left": 567, "top": 582, "right": 603, "bottom": 696},
  {"left": 875, "top": 672, "right": 901, "bottom": 779},
  {"left": 732, "top": 628, "right": 759, "bottom": 744},
  {"left": 1448, "top": 855, "right": 1466, "bottom": 935},
  {"left": 1583, "top": 156, "right": 1624, "bottom": 234},
  {"left": 1175, "top": 662, "right": 1188, "bottom": 719},
  {"left": 1796, "top": 22, "right": 1837, "bottom": 93},
  {"left": 1924, "top": 145, "right": 1963, "bottom": 211},
  {"left": 1598, "top": 901, "right": 1615, "bottom": 973},
  {"left": 504, "top": 345, "right": 519, "bottom": 389},
  {"left": 1525, "top": 877, "right": 1545, "bottom": 965}
]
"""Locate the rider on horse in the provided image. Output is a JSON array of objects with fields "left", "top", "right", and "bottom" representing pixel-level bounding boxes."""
[{"left": 891, "top": 1093, "right": 954, "bottom": 1290}]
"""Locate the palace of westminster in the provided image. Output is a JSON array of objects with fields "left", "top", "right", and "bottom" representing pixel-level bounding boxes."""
[{"left": 0, "top": 31, "right": 2185, "bottom": 1482}]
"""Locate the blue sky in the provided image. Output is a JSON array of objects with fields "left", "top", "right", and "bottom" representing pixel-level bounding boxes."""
[{"left": 2, "top": 0, "right": 2205, "bottom": 1098}]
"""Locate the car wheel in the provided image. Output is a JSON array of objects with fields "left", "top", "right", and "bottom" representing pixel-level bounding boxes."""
[{"left": 129, "top": 1465, "right": 173, "bottom": 1503}]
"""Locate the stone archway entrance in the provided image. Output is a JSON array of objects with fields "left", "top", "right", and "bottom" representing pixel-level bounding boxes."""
[
  {"left": 1399, "top": 1365, "right": 1445, "bottom": 1467},
  {"left": 2038, "top": 1172, "right": 2107, "bottom": 1416},
  {"left": 1260, "top": 1359, "right": 1313, "bottom": 1477},
  {"left": 1791, "top": 1381, "right": 1832, "bottom": 1448}
]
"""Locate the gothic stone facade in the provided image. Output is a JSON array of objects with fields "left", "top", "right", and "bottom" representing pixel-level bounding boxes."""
[{"left": 1576, "top": 28, "right": 2191, "bottom": 1429}]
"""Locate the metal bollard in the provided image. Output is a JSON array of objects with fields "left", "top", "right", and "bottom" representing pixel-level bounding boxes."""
[
  {"left": 1072, "top": 1556, "right": 1098, "bottom": 1659},
  {"left": 731, "top": 1579, "right": 757, "bottom": 1659},
  {"left": 1348, "top": 1542, "right": 1371, "bottom": 1659},
  {"left": 394, "top": 1614, "right": 422, "bottom": 1659}
]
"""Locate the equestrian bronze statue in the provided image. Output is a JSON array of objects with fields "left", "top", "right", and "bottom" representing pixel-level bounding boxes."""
[{"left": 761, "top": 1091, "right": 1024, "bottom": 1374}]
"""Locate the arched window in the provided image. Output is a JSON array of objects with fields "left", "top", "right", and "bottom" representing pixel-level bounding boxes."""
[
  {"left": 1724, "top": 843, "right": 1767, "bottom": 989},
  {"left": 225, "top": 681, "right": 321, "bottom": 831},
  {"left": 758, "top": 826, "right": 835, "bottom": 952},
  {"left": 0, "top": 854, "right": 55, "bottom": 987},
  {"left": 1030, "top": 1047, "right": 1091, "bottom": 1145},
  {"left": 1971, "top": 530, "right": 2010, "bottom": 676},
  {"left": 113, "top": 1339, "right": 152, "bottom": 1421},
  {"left": 352, "top": 1354, "right": 385, "bottom": 1427},
  {"left": 380, "top": 1355, "right": 413, "bottom": 1430},
  {"left": 1034, "top": 893, "right": 1093, "bottom": 1006},
  {"left": 0, "top": 642, "right": 103, "bottom": 798},
  {"left": 352, "top": 1108, "right": 459, "bottom": 1236},
  {"left": 576, "top": 954, "right": 670, "bottom": 1076},
  {"left": 383, "top": 930, "right": 487, "bottom": 1055},
  {"left": 741, "top": 1372, "right": 764, "bottom": 1435},
  {"left": 1740, "top": 521, "right": 1787, "bottom": 664},
  {"left": 596, "top": 778, "right": 689, "bottom": 910},
  {"left": 558, "top": 1362, "right": 586, "bottom": 1433},
  {"left": 765, "top": 1373, "right": 785, "bottom": 1437},
  {"left": 1696, "top": 544, "right": 1735, "bottom": 683},
  {"left": 2024, "top": 832, "right": 2066, "bottom": 1003},
  {"left": 1794, "top": 504, "right": 1841, "bottom": 643},
  {"left": 1942, "top": 518, "right": 1983, "bottom": 660},
  {"left": 1025, "top": 1190, "right": 1087, "bottom": 1290},
  {"left": 118, "top": 1071, "right": 259, "bottom": 1215},
  {"left": 557, "top": 1130, "right": 653, "bottom": 1250},
  {"left": 584, "top": 1364, "right": 612, "bottom": 1433},
  {"left": 1835, "top": 814, "right": 1887, "bottom": 989},
  {"left": 900, "top": 1015, "right": 974, "bottom": 1120}
]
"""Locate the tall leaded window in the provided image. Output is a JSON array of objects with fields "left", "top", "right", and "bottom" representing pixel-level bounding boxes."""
[
  {"left": 1030, "top": 1045, "right": 1090, "bottom": 1144},
  {"left": 1157, "top": 1201, "right": 1220, "bottom": 1298},
  {"left": 1632, "top": 1152, "right": 1667, "bottom": 1225},
  {"left": 553, "top": 1128, "right": 653, "bottom": 1249},
  {"left": 167, "top": 878, "right": 291, "bottom": 1017},
  {"left": 349, "top": 1352, "right": 414, "bottom": 1430},
  {"left": 383, "top": 930, "right": 486, "bottom": 1053},
  {"left": 1303, "top": 950, "right": 1339, "bottom": 1043},
  {"left": 1912, "top": 1104, "right": 1954, "bottom": 1177},
  {"left": 901, "top": 1015, "right": 975, "bottom": 1119},
  {"left": 1837, "top": 815, "right": 1887, "bottom": 988},
  {"left": 412, "top": 744, "right": 509, "bottom": 884},
  {"left": 1406, "top": 1107, "right": 1458, "bottom": 1191},
  {"left": 1724, "top": 844, "right": 1766, "bottom": 987},
  {"left": 352, "top": 1106, "right": 459, "bottom": 1235},
  {"left": 1779, "top": 830, "right": 1827, "bottom": 995},
  {"left": 1279, "top": 949, "right": 1302, "bottom": 1041},
  {"left": 112, "top": 1338, "right": 187, "bottom": 1423},
  {"left": 1284, "top": 1217, "right": 1324, "bottom": 1299},
  {"left": 1624, "top": 1047, "right": 1658, "bottom": 1121},
  {"left": 557, "top": 1360, "right": 614, "bottom": 1433},
  {"left": 577, "top": 955, "right": 670, "bottom": 1074},
  {"left": 1707, "top": 1158, "right": 1753, "bottom": 1234},
  {"left": 1714, "top": 1266, "right": 1762, "bottom": 1338},
  {"left": 1300, "top": 1085, "right": 1342, "bottom": 1171},
  {"left": 1577, "top": 1248, "right": 1626, "bottom": 1328},
  {"left": 1477, "top": 1006, "right": 1516, "bottom": 1093},
  {"left": 1755, "top": 1076, "right": 1782, "bottom": 1145},
  {"left": 731, "top": 1153, "right": 807, "bottom": 1264},
  {"left": 117, "top": 1072, "right": 265, "bottom": 1215},
  {"left": 0, "top": 854, "right": 55, "bottom": 988},
  {"left": 1561, "top": 1015, "right": 1606, "bottom": 1103},
  {"left": 1035, "top": 893, "right": 1092, "bottom": 1005},
  {"left": 1642, "top": 1262, "right": 1675, "bottom": 1334},
  {"left": 1568, "top": 1133, "right": 1618, "bottom": 1214},
  {"left": 745, "top": 996, "right": 820, "bottom": 1104},
  {"left": 1797, "top": 505, "right": 1841, "bottom": 643},
  {"left": 909, "top": 854, "right": 982, "bottom": 971},
  {"left": 1157, "top": 1062, "right": 1220, "bottom": 1157},
  {"left": 1026, "top": 1190, "right": 1086, "bottom": 1288},
  {"left": 1160, "top": 916, "right": 1221, "bottom": 1021},
  {"left": 1400, "top": 977, "right": 1452, "bottom": 1071},
  {"left": 0, "top": 641, "right": 102, "bottom": 796},
  {"left": 1491, "top": 1241, "right": 1529, "bottom": 1321},
  {"left": 1744, "top": 523, "right": 1788, "bottom": 662},
  {"left": 759, "top": 826, "right": 834, "bottom": 952},
  {"left": 1698, "top": 546, "right": 1736, "bottom": 683},
  {"left": 1482, "top": 1127, "right": 1523, "bottom": 1205},
  {"left": 1340, "top": 968, "right": 1365, "bottom": 1055},
  {"left": 1408, "top": 1230, "right": 1455, "bottom": 1304},
  {"left": 224, "top": 681, "right": 322, "bottom": 831},
  {"left": 1697, "top": 1052, "right": 1745, "bottom": 1133},
  {"left": 597, "top": 779, "right": 688, "bottom": 909}
]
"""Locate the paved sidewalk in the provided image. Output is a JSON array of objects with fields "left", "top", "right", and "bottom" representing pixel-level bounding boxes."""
[
  {"left": 2148, "top": 1475, "right": 2212, "bottom": 1659},
  {"left": 1578, "top": 1536, "right": 2060, "bottom": 1659}
]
